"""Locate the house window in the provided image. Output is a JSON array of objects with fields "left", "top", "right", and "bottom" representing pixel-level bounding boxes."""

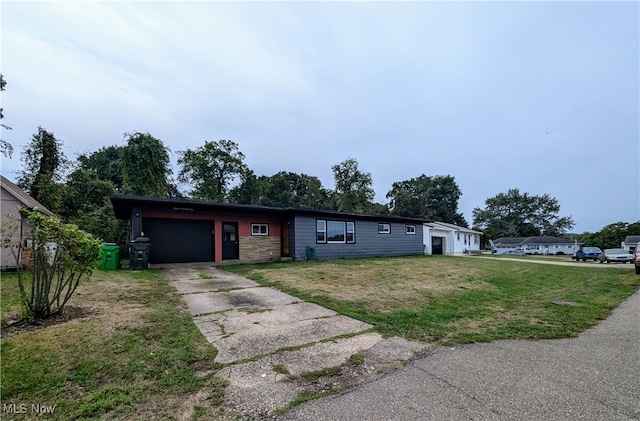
[
  {"left": 327, "top": 221, "right": 345, "bottom": 242},
  {"left": 317, "top": 220, "right": 355, "bottom": 244},
  {"left": 317, "top": 220, "right": 326, "bottom": 243},
  {"left": 378, "top": 223, "right": 391, "bottom": 234},
  {"left": 405, "top": 225, "right": 416, "bottom": 235},
  {"left": 251, "top": 223, "right": 269, "bottom": 236},
  {"left": 346, "top": 222, "right": 355, "bottom": 243}
]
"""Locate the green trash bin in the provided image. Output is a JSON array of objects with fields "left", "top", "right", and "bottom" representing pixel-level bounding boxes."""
[
  {"left": 100, "top": 243, "right": 121, "bottom": 270},
  {"left": 306, "top": 246, "right": 317, "bottom": 261}
]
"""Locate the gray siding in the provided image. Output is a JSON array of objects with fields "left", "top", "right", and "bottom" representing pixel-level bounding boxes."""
[
  {"left": 1, "top": 188, "right": 22, "bottom": 269},
  {"left": 292, "top": 215, "right": 424, "bottom": 260}
]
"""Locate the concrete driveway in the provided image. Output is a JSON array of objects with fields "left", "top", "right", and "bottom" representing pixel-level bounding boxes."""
[{"left": 163, "top": 265, "right": 428, "bottom": 418}]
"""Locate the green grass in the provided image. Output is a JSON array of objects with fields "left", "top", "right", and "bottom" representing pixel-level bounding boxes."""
[
  {"left": 225, "top": 255, "right": 640, "bottom": 345},
  {"left": 1, "top": 269, "right": 227, "bottom": 420},
  {"left": 1, "top": 272, "right": 27, "bottom": 323},
  {"left": 2, "top": 255, "right": 638, "bottom": 419}
]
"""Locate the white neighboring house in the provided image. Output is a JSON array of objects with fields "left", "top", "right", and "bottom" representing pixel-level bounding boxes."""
[
  {"left": 1, "top": 175, "right": 55, "bottom": 270},
  {"left": 492, "top": 236, "right": 576, "bottom": 255},
  {"left": 622, "top": 235, "right": 640, "bottom": 252},
  {"left": 423, "top": 221, "right": 482, "bottom": 255}
]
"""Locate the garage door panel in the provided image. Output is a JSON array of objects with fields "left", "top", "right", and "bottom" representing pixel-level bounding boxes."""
[{"left": 143, "top": 218, "right": 213, "bottom": 264}]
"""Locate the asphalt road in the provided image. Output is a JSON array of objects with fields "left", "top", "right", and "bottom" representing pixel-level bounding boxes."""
[{"left": 279, "top": 288, "right": 640, "bottom": 420}]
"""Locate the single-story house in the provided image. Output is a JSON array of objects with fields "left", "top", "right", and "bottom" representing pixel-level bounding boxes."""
[
  {"left": 622, "top": 235, "right": 640, "bottom": 252},
  {"left": 1, "top": 175, "right": 56, "bottom": 270},
  {"left": 110, "top": 195, "right": 431, "bottom": 264},
  {"left": 491, "top": 236, "right": 576, "bottom": 255},
  {"left": 423, "top": 222, "right": 482, "bottom": 255}
]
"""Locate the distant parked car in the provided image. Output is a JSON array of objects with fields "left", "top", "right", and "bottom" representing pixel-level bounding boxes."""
[
  {"left": 499, "top": 249, "right": 526, "bottom": 256},
  {"left": 599, "top": 249, "right": 634, "bottom": 264},
  {"left": 633, "top": 244, "right": 640, "bottom": 274},
  {"left": 572, "top": 247, "right": 602, "bottom": 262}
]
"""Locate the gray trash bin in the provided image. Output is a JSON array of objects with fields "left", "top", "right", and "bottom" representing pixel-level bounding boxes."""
[{"left": 129, "top": 242, "right": 151, "bottom": 270}]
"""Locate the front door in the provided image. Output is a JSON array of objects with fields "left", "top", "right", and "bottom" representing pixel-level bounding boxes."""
[
  {"left": 432, "top": 237, "right": 444, "bottom": 255},
  {"left": 281, "top": 221, "right": 290, "bottom": 256},
  {"left": 222, "top": 222, "right": 239, "bottom": 260}
]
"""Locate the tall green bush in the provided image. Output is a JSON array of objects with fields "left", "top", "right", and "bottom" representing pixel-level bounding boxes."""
[{"left": 18, "top": 208, "right": 101, "bottom": 320}]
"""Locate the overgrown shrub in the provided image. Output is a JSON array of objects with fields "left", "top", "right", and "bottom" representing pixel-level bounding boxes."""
[{"left": 17, "top": 208, "right": 101, "bottom": 320}]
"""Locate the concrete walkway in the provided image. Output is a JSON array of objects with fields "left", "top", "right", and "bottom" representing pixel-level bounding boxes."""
[
  {"left": 163, "top": 265, "right": 428, "bottom": 418},
  {"left": 279, "top": 288, "right": 640, "bottom": 420}
]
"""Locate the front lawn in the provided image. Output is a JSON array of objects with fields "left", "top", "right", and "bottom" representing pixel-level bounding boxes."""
[
  {"left": 1, "top": 270, "right": 226, "bottom": 420},
  {"left": 226, "top": 255, "right": 640, "bottom": 344},
  {"left": 2, "top": 255, "right": 637, "bottom": 420}
]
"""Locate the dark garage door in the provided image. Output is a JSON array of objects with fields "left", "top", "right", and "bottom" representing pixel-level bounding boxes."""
[{"left": 143, "top": 218, "right": 214, "bottom": 264}]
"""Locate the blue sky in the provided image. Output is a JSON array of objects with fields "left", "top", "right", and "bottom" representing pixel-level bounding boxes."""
[{"left": 1, "top": 1, "right": 638, "bottom": 233}]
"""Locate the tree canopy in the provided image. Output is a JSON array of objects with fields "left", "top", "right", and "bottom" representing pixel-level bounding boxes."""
[
  {"left": 1, "top": 73, "right": 13, "bottom": 158},
  {"left": 121, "top": 132, "right": 175, "bottom": 197},
  {"left": 16, "top": 127, "right": 69, "bottom": 213},
  {"left": 10, "top": 126, "right": 598, "bottom": 246},
  {"left": 77, "top": 145, "right": 124, "bottom": 191},
  {"left": 177, "top": 139, "right": 247, "bottom": 202},
  {"left": 387, "top": 174, "right": 467, "bottom": 226},
  {"left": 60, "top": 168, "right": 120, "bottom": 242},
  {"left": 575, "top": 221, "right": 640, "bottom": 249},
  {"left": 229, "top": 171, "right": 336, "bottom": 209},
  {"left": 472, "top": 188, "right": 574, "bottom": 239},
  {"left": 331, "top": 158, "right": 375, "bottom": 213}
]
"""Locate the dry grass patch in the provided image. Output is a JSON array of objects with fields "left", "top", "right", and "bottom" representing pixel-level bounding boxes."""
[
  {"left": 1, "top": 269, "right": 226, "bottom": 420},
  {"left": 227, "top": 255, "right": 640, "bottom": 344},
  {"left": 248, "top": 257, "right": 492, "bottom": 313}
]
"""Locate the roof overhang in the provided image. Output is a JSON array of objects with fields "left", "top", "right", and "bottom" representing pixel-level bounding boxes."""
[{"left": 111, "top": 195, "right": 432, "bottom": 224}]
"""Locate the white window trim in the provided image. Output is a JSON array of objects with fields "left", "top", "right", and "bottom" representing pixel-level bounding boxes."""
[
  {"left": 405, "top": 225, "right": 416, "bottom": 235},
  {"left": 317, "top": 220, "right": 327, "bottom": 243},
  {"left": 317, "top": 219, "right": 356, "bottom": 244},
  {"left": 379, "top": 223, "right": 391, "bottom": 234},
  {"left": 251, "top": 223, "right": 269, "bottom": 236},
  {"left": 346, "top": 221, "right": 355, "bottom": 244}
]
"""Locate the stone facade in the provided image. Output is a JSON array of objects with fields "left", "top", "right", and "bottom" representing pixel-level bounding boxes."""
[{"left": 239, "top": 235, "right": 281, "bottom": 262}]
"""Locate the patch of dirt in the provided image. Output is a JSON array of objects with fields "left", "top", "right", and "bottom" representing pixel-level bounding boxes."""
[
  {"left": 1, "top": 305, "right": 99, "bottom": 338},
  {"left": 0, "top": 300, "right": 147, "bottom": 339}
]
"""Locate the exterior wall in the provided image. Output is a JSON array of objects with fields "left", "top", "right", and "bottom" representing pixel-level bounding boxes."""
[
  {"left": 136, "top": 208, "right": 282, "bottom": 263},
  {"left": 1, "top": 188, "right": 26, "bottom": 269},
  {"left": 521, "top": 243, "right": 576, "bottom": 255},
  {"left": 452, "top": 231, "right": 481, "bottom": 255},
  {"left": 292, "top": 215, "right": 424, "bottom": 260},
  {"left": 226, "top": 216, "right": 282, "bottom": 262},
  {"left": 423, "top": 227, "right": 453, "bottom": 255},
  {"left": 423, "top": 226, "right": 481, "bottom": 255},
  {"left": 240, "top": 235, "right": 281, "bottom": 262}
]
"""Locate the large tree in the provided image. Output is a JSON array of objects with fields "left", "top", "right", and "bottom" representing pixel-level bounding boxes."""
[
  {"left": 121, "top": 132, "right": 175, "bottom": 197},
  {"left": 575, "top": 221, "right": 640, "bottom": 250},
  {"left": 177, "top": 139, "right": 247, "bottom": 202},
  {"left": 228, "top": 169, "right": 261, "bottom": 205},
  {"left": 386, "top": 174, "right": 467, "bottom": 226},
  {"left": 472, "top": 188, "right": 574, "bottom": 239},
  {"left": 77, "top": 145, "right": 125, "bottom": 191},
  {"left": 331, "top": 158, "right": 375, "bottom": 213},
  {"left": 260, "top": 171, "right": 334, "bottom": 209},
  {"left": 17, "top": 127, "right": 69, "bottom": 213},
  {"left": 1, "top": 73, "right": 13, "bottom": 158},
  {"left": 228, "top": 170, "right": 336, "bottom": 210},
  {"left": 60, "top": 168, "right": 120, "bottom": 242}
]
